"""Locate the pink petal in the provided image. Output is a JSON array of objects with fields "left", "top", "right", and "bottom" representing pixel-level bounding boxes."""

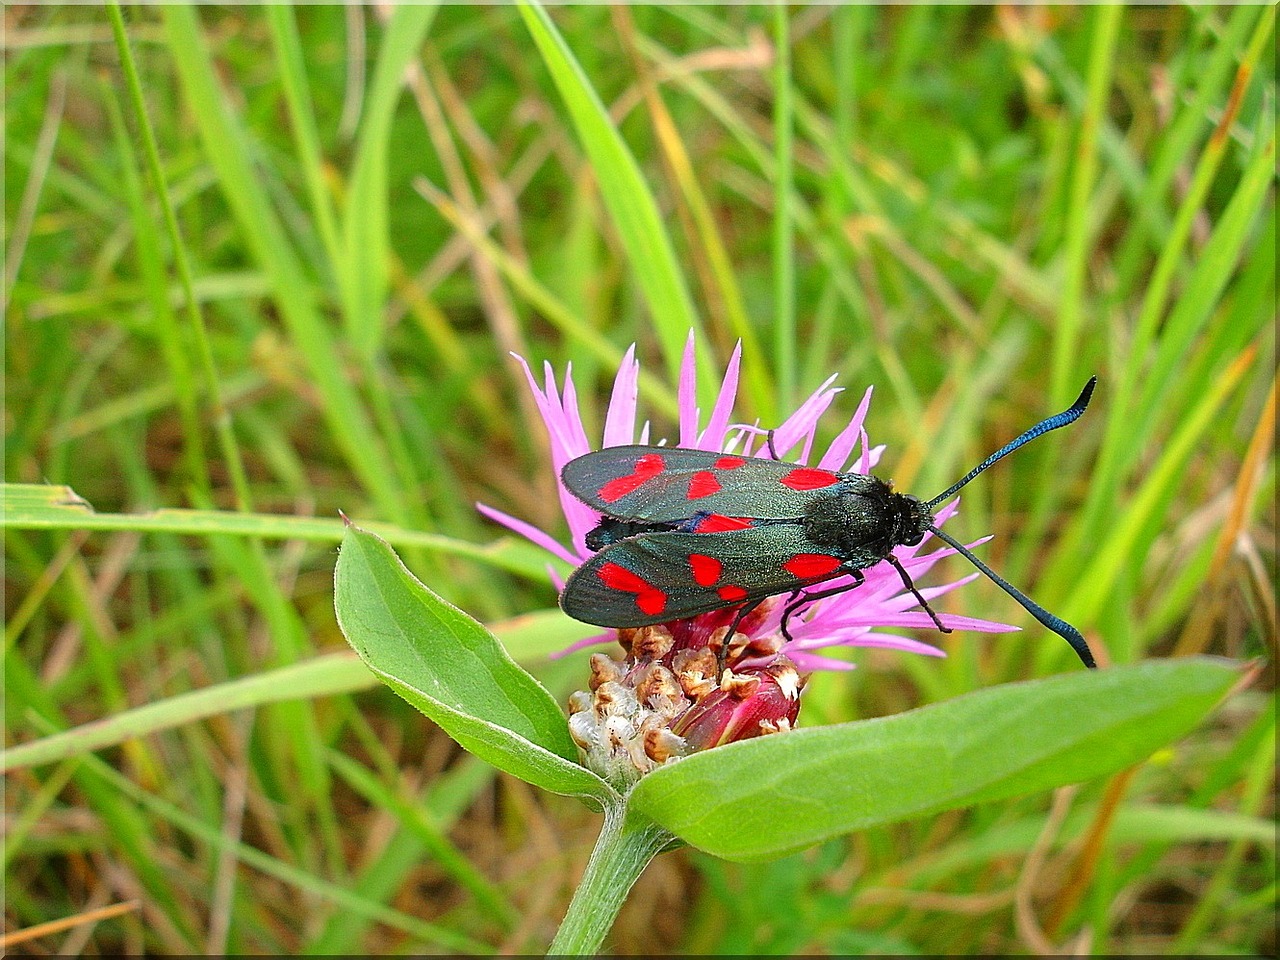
[
  {"left": 915, "top": 572, "right": 981, "bottom": 601},
  {"left": 818, "top": 385, "right": 874, "bottom": 472},
  {"left": 810, "top": 611, "right": 1017, "bottom": 632},
  {"left": 840, "top": 539, "right": 995, "bottom": 608},
  {"left": 934, "top": 614, "right": 1021, "bottom": 633},
  {"left": 475, "top": 502, "right": 580, "bottom": 565},
  {"left": 511, "top": 354, "right": 566, "bottom": 451},
  {"left": 726, "top": 422, "right": 769, "bottom": 458},
  {"left": 838, "top": 633, "right": 948, "bottom": 656},
  {"left": 797, "top": 426, "right": 816, "bottom": 465},
  {"left": 602, "top": 343, "right": 640, "bottom": 448},
  {"left": 678, "top": 331, "right": 699, "bottom": 446},
  {"left": 527, "top": 361, "right": 603, "bottom": 547},
  {"left": 934, "top": 497, "right": 962, "bottom": 525},
  {"left": 785, "top": 628, "right": 946, "bottom": 657},
  {"left": 855, "top": 442, "right": 884, "bottom": 473},
  {"left": 549, "top": 631, "right": 617, "bottom": 659},
  {"left": 698, "top": 340, "right": 742, "bottom": 451},
  {"left": 511, "top": 355, "right": 593, "bottom": 491},
  {"left": 786, "top": 651, "right": 860, "bottom": 672},
  {"left": 547, "top": 564, "right": 566, "bottom": 591},
  {"left": 771, "top": 375, "right": 841, "bottom": 460},
  {"left": 559, "top": 363, "right": 593, "bottom": 458}
]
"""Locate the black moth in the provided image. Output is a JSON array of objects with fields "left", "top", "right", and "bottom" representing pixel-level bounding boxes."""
[{"left": 560, "top": 378, "right": 1098, "bottom": 669}]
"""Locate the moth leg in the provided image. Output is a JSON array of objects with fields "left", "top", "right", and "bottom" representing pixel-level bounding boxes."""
[
  {"left": 765, "top": 429, "right": 781, "bottom": 461},
  {"left": 770, "top": 587, "right": 804, "bottom": 642},
  {"left": 720, "top": 597, "right": 767, "bottom": 674},
  {"left": 779, "top": 569, "right": 866, "bottom": 641},
  {"left": 884, "top": 554, "right": 951, "bottom": 634}
]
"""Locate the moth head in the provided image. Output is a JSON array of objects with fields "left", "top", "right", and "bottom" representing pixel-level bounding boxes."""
[{"left": 891, "top": 493, "right": 933, "bottom": 547}]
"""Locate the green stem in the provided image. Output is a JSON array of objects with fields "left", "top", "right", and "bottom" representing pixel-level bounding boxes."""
[{"left": 548, "top": 803, "right": 674, "bottom": 955}]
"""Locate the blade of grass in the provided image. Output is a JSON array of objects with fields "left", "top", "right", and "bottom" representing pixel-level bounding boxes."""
[
  {"left": 612, "top": 8, "right": 775, "bottom": 423},
  {"left": 1173, "top": 374, "right": 1276, "bottom": 656},
  {"left": 1046, "top": 114, "right": 1276, "bottom": 591},
  {"left": 1048, "top": 346, "right": 1256, "bottom": 663},
  {"left": 1, "top": 653, "right": 369, "bottom": 773},
  {"left": 629, "top": 37, "right": 927, "bottom": 422},
  {"left": 2, "top": 483, "right": 556, "bottom": 579},
  {"left": 516, "top": 0, "right": 714, "bottom": 402},
  {"left": 62, "top": 744, "right": 493, "bottom": 954},
  {"left": 341, "top": 3, "right": 438, "bottom": 362},
  {"left": 1, "top": 757, "right": 80, "bottom": 872},
  {"left": 24, "top": 254, "right": 491, "bottom": 893},
  {"left": 1084, "top": 8, "right": 1273, "bottom": 542},
  {"left": 1099, "top": 695, "right": 1275, "bottom": 935},
  {"left": 326, "top": 749, "right": 518, "bottom": 927},
  {"left": 189, "top": 490, "right": 348, "bottom": 882},
  {"left": 771, "top": 2, "right": 795, "bottom": 407},
  {"left": 2, "top": 67, "right": 64, "bottom": 314},
  {"left": 406, "top": 45, "right": 542, "bottom": 446},
  {"left": 1111, "top": 4, "right": 1263, "bottom": 291},
  {"left": 264, "top": 5, "right": 343, "bottom": 273},
  {"left": 1028, "top": 18, "right": 1152, "bottom": 224},
  {"left": 413, "top": 179, "right": 680, "bottom": 422},
  {"left": 304, "top": 755, "right": 497, "bottom": 953},
  {"left": 1049, "top": 3, "right": 1121, "bottom": 409},
  {"left": 6, "top": 654, "right": 201, "bottom": 948},
  {"left": 1170, "top": 718, "right": 1276, "bottom": 951},
  {"left": 4, "top": 610, "right": 595, "bottom": 773},
  {"left": 1129, "top": 126, "right": 1275, "bottom": 437},
  {"left": 100, "top": 75, "right": 207, "bottom": 493},
  {"left": 158, "top": 4, "right": 409, "bottom": 527}
]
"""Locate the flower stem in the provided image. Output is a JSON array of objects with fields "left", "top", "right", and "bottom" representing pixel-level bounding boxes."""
[{"left": 548, "top": 802, "right": 674, "bottom": 955}]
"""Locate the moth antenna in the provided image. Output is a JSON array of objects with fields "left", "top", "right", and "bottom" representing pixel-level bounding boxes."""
[
  {"left": 926, "top": 524, "right": 1096, "bottom": 668},
  {"left": 925, "top": 377, "right": 1096, "bottom": 509}
]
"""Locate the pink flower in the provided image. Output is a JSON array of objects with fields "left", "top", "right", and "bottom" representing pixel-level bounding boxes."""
[{"left": 479, "top": 335, "right": 1017, "bottom": 782}]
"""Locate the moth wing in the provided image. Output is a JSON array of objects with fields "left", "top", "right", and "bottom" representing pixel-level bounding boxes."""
[
  {"left": 559, "top": 525, "right": 847, "bottom": 627},
  {"left": 562, "top": 444, "right": 869, "bottom": 522}
]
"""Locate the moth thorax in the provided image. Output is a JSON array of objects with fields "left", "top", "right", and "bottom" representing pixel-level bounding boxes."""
[{"left": 803, "top": 480, "right": 897, "bottom": 552}]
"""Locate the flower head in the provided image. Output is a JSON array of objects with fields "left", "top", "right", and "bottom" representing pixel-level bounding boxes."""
[{"left": 479, "top": 335, "right": 1017, "bottom": 785}]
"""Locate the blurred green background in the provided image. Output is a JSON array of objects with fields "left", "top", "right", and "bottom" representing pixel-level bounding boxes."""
[{"left": 4, "top": 3, "right": 1274, "bottom": 955}]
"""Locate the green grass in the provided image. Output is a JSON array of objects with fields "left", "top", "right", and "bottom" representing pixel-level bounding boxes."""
[{"left": 5, "top": 4, "right": 1275, "bottom": 955}]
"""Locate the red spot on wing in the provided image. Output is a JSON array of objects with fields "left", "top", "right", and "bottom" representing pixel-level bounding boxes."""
[
  {"left": 597, "top": 561, "right": 667, "bottom": 616},
  {"left": 694, "top": 514, "right": 753, "bottom": 533},
  {"left": 783, "top": 554, "right": 842, "bottom": 579},
  {"left": 635, "top": 591, "right": 667, "bottom": 616},
  {"left": 598, "top": 453, "right": 666, "bottom": 503},
  {"left": 597, "top": 561, "right": 650, "bottom": 591},
  {"left": 714, "top": 456, "right": 746, "bottom": 470},
  {"left": 688, "top": 553, "right": 722, "bottom": 586},
  {"left": 687, "top": 471, "right": 721, "bottom": 499},
  {"left": 637, "top": 452, "right": 666, "bottom": 472},
  {"left": 718, "top": 585, "right": 749, "bottom": 602},
  {"left": 780, "top": 467, "right": 839, "bottom": 490}
]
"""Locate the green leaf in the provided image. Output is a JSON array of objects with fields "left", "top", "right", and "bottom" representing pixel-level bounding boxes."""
[
  {"left": 334, "top": 524, "right": 613, "bottom": 805},
  {"left": 630, "top": 658, "right": 1239, "bottom": 862}
]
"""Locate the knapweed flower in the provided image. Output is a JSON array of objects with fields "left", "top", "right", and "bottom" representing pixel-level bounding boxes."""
[{"left": 478, "top": 335, "right": 1017, "bottom": 787}]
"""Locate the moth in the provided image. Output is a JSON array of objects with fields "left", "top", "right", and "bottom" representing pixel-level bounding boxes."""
[{"left": 559, "top": 379, "right": 1098, "bottom": 668}]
